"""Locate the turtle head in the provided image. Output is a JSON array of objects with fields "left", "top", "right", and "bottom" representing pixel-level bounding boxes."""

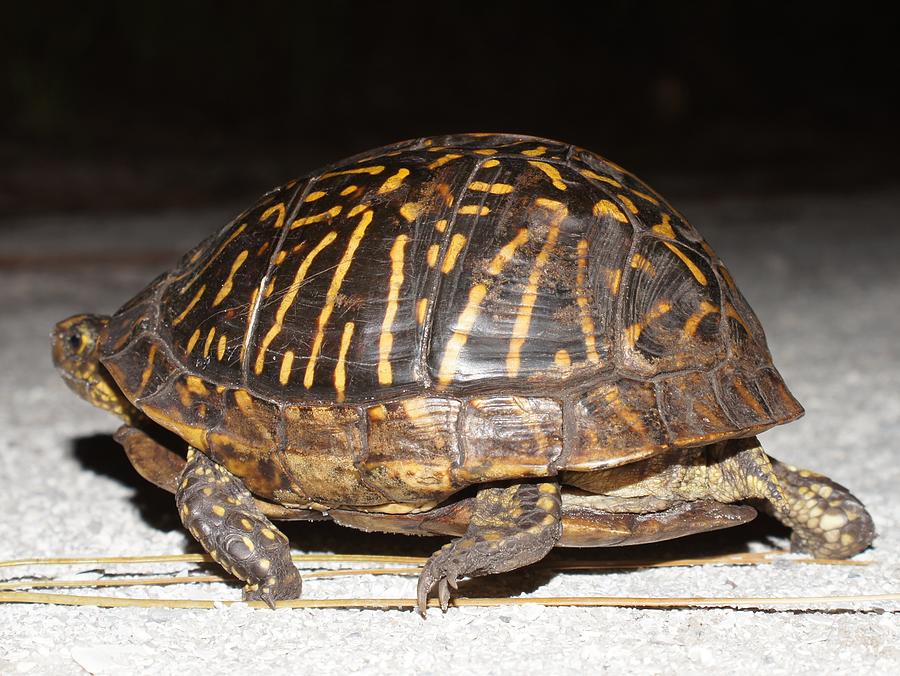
[{"left": 52, "top": 314, "right": 138, "bottom": 422}]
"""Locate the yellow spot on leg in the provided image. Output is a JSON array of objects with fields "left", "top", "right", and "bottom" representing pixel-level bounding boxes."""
[
  {"left": 212, "top": 505, "right": 226, "bottom": 517},
  {"left": 378, "top": 234, "right": 409, "bottom": 385}
]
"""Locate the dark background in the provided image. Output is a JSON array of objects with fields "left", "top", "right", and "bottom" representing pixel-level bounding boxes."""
[{"left": 2, "top": 2, "right": 898, "bottom": 215}]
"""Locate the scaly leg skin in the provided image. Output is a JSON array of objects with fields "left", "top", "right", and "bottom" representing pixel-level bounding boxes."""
[
  {"left": 176, "top": 448, "right": 301, "bottom": 608},
  {"left": 417, "top": 481, "right": 562, "bottom": 615},
  {"left": 766, "top": 458, "right": 875, "bottom": 559}
]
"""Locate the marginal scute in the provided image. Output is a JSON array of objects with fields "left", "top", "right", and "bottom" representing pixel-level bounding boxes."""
[
  {"left": 102, "top": 335, "right": 179, "bottom": 404},
  {"left": 620, "top": 236, "right": 725, "bottom": 377},
  {"left": 457, "top": 396, "right": 562, "bottom": 482},
  {"left": 206, "top": 389, "right": 294, "bottom": 500},
  {"left": 280, "top": 405, "right": 384, "bottom": 506},
  {"left": 656, "top": 370, "right": 734, "bottom": 446},
  {"left": 569, "top": 379, "right": 667, "bottom": 470},
  {"left": 360, "top": 397, "right": 461, "bottom": 502}
]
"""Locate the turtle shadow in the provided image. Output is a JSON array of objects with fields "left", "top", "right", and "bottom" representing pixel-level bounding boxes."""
[
  {"left": 72, "top": 433, "right": 182, "bottom": 532},
  {"left": 69, "top": 433, "right": 445, "bottom": 557}
]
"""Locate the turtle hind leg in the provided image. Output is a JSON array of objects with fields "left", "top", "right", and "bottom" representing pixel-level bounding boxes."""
[
  {"left": 176, "top": 448, "right": 301, "bottom": 608},
  {"left": 766, "top": 459, "right": 875, "bottom": 559},
  {"left": 417, "top": 481, "right": 562, "bottom": 615}
]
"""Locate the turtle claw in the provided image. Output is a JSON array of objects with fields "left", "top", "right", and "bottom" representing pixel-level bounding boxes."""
[
  {"left": 417, "top": 543, "right": 469, "bottom": 615},
  {"left": 241, "top": 571, "right": 302, "bottom": 609}
]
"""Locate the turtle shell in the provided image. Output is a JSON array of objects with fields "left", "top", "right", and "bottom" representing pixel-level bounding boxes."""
[{"left": 99, "top": 133, "right": 803, "bottom": 509}]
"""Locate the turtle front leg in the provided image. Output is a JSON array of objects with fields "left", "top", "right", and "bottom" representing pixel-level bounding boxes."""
[
  {"left": 176, "top": 448, "right": 301, "bottom": 608},
  {"left": 417, "top": 481, "right": 562, "bottom": 615},
  {"left": 765, "top": 458, "right": 875, "bottom": 559}
]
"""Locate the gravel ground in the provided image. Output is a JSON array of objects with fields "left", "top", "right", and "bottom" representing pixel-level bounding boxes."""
[{"left": 1, "top": 186, "right": 898, "bottom": 675}]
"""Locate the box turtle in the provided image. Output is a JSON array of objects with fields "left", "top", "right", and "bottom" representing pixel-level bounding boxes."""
[{"left": 52, "top": 133, "right": 875, "bottom": 613}]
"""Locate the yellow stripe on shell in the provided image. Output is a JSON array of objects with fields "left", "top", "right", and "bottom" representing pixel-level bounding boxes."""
[
  {"left": 487, "top": 228, "right": 529, "bottom": 275},
  {"left": 254, "top": 232, "right": 337, "bottom": 375},
  {"left": 469, "top": 181, "right": 514, "bottom": 194},
  {"left": 137, "top": 344, "right": 158, "bottom": 395},
  {"left": 279, "top": 350, "right": 295, "bottom": 385},
  {"left": 684, "top": 301, "right": 720, "bottom": 337},
  {"left": 528, "top": 161, "right": 567, "bottom": 190},
  {"left": 334, "top": 321, "right": 355, "bottom": 403},
  {"left": 436, "top": 283, "right": 487, "bottom": 387},
  {"left": 664, "top": 241, "right": 708, "bottom": 285},
  {"left": 290, "top": 206, "right": 342, "bottom": 229},
  {"left": 216, "top": 333, "right": 227, "bottom": 361},
  {"left": 506, "top": 199, "right": 567, "bottom": 378},
  {"left": 172, "top": 285, "right": 205, "bottom": 326},
  {"left": 578, "top": 169, "right": 622, "bottom": 188},
  {"left": 416, "top": 297, "right": 428, "bottom": 325},
  {"left": 440, "top": 234, "right": 467, "bottom": 274},
  {"left": 203, "top": 326, "right": 216, "bottom": 357},
  {"left": 521, "top": 146, "right": 547, "bottom": 157},
  {"left": 630, "top": 253, "right": 656, "bottom": 276},
  {"left": 186, "top": 328, "right": 201, "bottom": 355},
  {"left": 377, "top": 168, "right": 410, "bottom": 194},
  {"left": 399, "top": 202, "right": 421, "bottom": 222},
  {"left": 320, "top": 165, "right": 385, "bottom": 179},
  {"left": 377, "top": 234, "right": 409, "bottom": 385},
  {"left": 304, "top": 210, "right": 374, "bottom": 388},
  {"left": 593, "top": 200, "right": 628, "bottom": 223},
  {"left": 576, "top": 240, "right": 601, "bottom": 364},
  {"left": 179, "top": 221, "right": 248, "bottom": 293},
  {"left": 212, "top": 250, "right": 249, "bottom": 306},
  {"left": 427, "top": 154, "right": 462, "bottom": 170}
]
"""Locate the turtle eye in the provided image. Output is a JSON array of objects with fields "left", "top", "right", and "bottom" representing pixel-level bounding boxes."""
[{"left": 67, "top": 332, "right": 83, "bottom": 352}]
